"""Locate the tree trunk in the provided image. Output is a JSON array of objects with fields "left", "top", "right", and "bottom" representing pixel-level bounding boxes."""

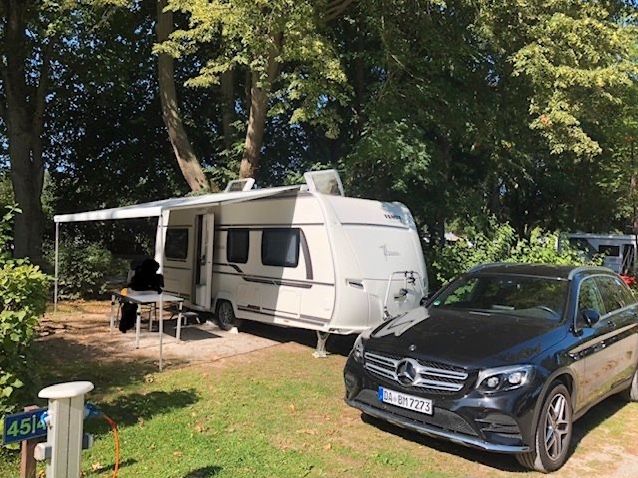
[
  {"left": 239, "top": 71, "right": 268, "bottom": 179},
  {"left": 239, "top": 33, "right": 283, "bottom": 179},
  {"left": 3, "top": 0, "right": 46, "bottom": 265},
  {"left": 631, "top": 141, "right": 637, "bottom": 275},
  {"left": 221, "top": 69, "right": 235, "bottom": 150},
  {"left": 156, "top": 0, "right": 210, "bottom": 192}
]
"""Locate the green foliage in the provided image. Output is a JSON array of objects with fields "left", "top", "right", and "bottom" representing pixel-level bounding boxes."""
[
  {"left": 45, "top": 239, "right": 126, "bottom": 300},
  {"left": 157, "top": 0, "right": 349, "bottom": 135},
  {"left": 3, "top": 0, "right": 638, "bottom": 288},
  {"left": 428, "top": 221, "right": 602, "bottom": 288},
  {"left": 0, "top": 207, "right": 50, "bottom": 417},
  {"left": 345, "top": 119, "right": 433, "bottom": 196},
  {"left": 502, "top": 1, "right": 637, "bottom": 159}
]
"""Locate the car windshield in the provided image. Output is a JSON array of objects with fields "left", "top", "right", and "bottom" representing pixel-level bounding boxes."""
[{"left": 431, "top": 274, "right": 568, "bottom": 320}]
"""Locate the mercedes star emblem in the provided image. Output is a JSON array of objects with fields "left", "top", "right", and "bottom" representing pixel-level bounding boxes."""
[{"left": 396, "top": 358, "right": 419, "bottom": 386}]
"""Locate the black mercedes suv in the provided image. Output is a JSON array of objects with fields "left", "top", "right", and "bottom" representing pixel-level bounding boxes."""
[{"left": 344, "top": 264, "right": 638, "bottom": 472}]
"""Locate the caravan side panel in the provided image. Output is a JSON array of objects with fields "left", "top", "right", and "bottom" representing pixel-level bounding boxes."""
[{"left": 211, "top": 194, "right": 336, "bottom": 330}]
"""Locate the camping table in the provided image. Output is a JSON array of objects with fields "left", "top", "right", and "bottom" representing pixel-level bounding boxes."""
[{"left": 109, "top": 291, "right": 185, "bottom": 371}]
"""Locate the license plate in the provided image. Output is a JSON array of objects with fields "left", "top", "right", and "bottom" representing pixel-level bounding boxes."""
[{"left": 378, "top": 386, "right": 433, "bottom": 415}]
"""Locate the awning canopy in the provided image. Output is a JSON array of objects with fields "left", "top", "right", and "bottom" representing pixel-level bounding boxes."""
[
  {"left": 54, "top": 185, "right": 301, "bottom": 223},
  {"left": 51, "top": 184, "right": 302, "bottom": 315}
]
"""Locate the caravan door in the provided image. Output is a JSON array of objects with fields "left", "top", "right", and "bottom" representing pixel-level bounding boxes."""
[{"left": 194, "top": 213, "right": 214, "bottom": 308}]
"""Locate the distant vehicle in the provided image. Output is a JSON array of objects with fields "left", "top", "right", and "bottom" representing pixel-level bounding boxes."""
[
  {"left": 563, "top": 233, "right": 636, "bottom": 275},
  {"left": 54, "top": 170, "right": 427, "bottom": 354},
  {"left": 344, "top": 263, "right": 638, "bottom": 472}
]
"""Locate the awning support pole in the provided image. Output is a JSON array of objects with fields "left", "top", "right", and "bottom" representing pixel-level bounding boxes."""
[{"left": 54, "top": 222, "right": 59, "bottom": 313}]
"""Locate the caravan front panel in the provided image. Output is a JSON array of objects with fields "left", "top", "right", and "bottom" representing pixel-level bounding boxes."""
[{"left": 321, "top": 195, "right": 427, "bottom": 331}]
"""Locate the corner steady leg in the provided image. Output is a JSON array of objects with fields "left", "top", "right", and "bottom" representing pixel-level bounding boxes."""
[{"left": 313, "top": 331, "right": 330, "bottom": 358}]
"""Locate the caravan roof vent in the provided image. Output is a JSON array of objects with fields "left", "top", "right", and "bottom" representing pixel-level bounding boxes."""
[
  {"left": 225, "top": 178, "right": 255, "bottom": 192},
  {"left": 304, "top": 169, "right": 344, "bottom": 196}
]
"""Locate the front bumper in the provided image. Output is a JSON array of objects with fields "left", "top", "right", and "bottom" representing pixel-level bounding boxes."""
[
  {"left": 346, "top": 397, "right": 530, "bottom": 453},
  {"left": 344, "top": 356, "right": 539, "bottom": 454}
]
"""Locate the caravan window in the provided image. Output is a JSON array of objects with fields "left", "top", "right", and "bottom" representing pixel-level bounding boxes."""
[
  {"left": 261, "top": 229, "right": 300, "bottom": 268},
  {"left": 227, "top": 229, "right": 249, "bottom": 264},
  {"left": 165, "top": 228, "right": 189, "bottom": 260},
  {"left": 598, "top": 245, "right": 620, "bottom": 257}
]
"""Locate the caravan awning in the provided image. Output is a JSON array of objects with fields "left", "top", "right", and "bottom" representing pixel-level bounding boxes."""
[
  {"left": 51, "top": 184, "right": 301, "bottom": 315},
  {"left": 53, "top": 185, "right": 300, "bottom": 223}
]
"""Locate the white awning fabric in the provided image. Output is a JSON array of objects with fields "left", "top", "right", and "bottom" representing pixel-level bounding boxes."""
[{"left": 53, "top": 185, "right": 300, "bottom": 223}]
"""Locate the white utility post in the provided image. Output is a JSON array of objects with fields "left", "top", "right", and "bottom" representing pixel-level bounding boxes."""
[
  {"left": 34, "top": 381, "right": 94, "bottom": 478},
  {"left": 53, "top": 222, "right": 59, "bottom": 313}
]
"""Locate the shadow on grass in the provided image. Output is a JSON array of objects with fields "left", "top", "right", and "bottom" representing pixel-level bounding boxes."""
[
  {"left": 569, "top": 394, "right": 627, "bottom": 455},
  {"left": 97, "top": 388, "right": 199, "bottom": 429},
  {"left": 361, "top": 413, "right": 522, "bottom": 472},
  {"left": 31, "top": 333, "right": 189, "bottom": 398},
  {"left": 88, "top": 458, "right": 137, "bottom": 474},
  {"left": 361, "top": 392, "right": 632, "bottom": 472},
  {"left": 238, "top": 320, "right": 357, "bottom": 357},
  {"left": 183, "top": 466, "right": 222, "bottom": 477}
]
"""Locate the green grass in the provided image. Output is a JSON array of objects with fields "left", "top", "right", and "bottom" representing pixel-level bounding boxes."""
[{"left": 2, "top": 319, "right": 638, "bottom": 478}]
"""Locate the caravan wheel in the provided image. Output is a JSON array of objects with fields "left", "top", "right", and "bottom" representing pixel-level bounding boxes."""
[{"left": 216, "top": 300, "right": 240, "bottom": 331}]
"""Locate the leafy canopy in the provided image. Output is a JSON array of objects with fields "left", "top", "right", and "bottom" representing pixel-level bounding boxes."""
[{"left": 156, "top": 0, "right": 349, "bottom": 136}]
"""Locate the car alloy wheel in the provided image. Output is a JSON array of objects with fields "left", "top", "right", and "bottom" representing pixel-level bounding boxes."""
[
  {"left": 516, "top": 383, "right": 573, "bottom": 473},
  {"left": 544, "top": 393, "right": 570, "bottom": 460}
]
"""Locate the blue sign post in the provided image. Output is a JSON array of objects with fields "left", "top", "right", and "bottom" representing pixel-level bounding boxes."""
[{"left": 2, "top": 408, "right": 48, "bottom": 445}]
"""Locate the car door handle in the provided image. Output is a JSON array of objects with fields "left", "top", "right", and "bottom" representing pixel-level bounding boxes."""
[{"left": 593, "top": 342, "right": 606, "bottom": 352}]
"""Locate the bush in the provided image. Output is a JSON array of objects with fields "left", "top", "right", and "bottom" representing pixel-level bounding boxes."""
[
  {"left": 46, "top": 239, "right": 126, "bottom": 300},
  {"left": 427, "top": 221, "right": 601, "bottom": 289},
  {"left": 0, "top": 204, "right": 50, "bottom": 417},
  {"left": 0, "top": 260, "right": 50, "bottom": 417}
]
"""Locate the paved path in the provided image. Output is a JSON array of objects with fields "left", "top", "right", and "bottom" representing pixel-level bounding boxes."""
[{"left": 39, "top": 301, "right": 283, "bottom": 368}]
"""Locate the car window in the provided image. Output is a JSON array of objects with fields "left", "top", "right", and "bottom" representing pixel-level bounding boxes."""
[
  {"left": 594, "top": 276, "right": 629, "bottom": 314},
  {"left": 577, "top": 278, "right": 606, "bottom": 316},
  {"left": 620, "top": 281, "right": 636, "bottom": 305},
  {"left": 432, "top": 274, "right": 568, "bottom": 320},
  {"left": 439, "top": 278, "right": 478, "bottom": 305}
]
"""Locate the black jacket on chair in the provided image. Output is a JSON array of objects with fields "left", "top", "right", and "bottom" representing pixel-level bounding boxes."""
[{"left": 119, "top": 258, "right": 164, "bottom": 333}]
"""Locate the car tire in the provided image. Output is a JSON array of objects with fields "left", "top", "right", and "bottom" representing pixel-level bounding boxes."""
[
  {"left": 621, "top": 367, "right": 638, "bottom": 402},
  {"left": 516, "top": 383, "right": 573, "bottom": 473},
  {"left": 216, "top": 300, "right": 241, "bottom": 331}
]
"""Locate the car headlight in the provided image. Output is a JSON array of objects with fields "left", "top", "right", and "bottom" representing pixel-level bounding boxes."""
[
  {"left": 476, "top": 365, "right": 534, "bottom": 393},
  {"left": 351, "top": 328, "right": 373, "bottom": 363}
]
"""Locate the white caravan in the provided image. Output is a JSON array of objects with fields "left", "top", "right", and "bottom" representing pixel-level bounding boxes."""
[
  {"left": 564, "top": 233, "right": 637, "bottom": 275},
  {"left": 53, "top": 171, "right": 427, "bottom": 353}
]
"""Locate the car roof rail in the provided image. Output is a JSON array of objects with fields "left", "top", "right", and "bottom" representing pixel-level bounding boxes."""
[
  {"left": 467, "top": 262, "right": 504, "bottom": 274},
  {"left": 567, "top": 265, "right": 615, "bottom": 280}
]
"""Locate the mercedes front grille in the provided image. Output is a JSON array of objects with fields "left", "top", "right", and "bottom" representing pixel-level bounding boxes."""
[{"left": 364, "top": 351, "right": 468, "bottom": 393}]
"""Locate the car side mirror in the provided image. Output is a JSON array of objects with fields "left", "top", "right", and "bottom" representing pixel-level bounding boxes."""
[
  {"left": 420, "top": 289, "right": 438, "bottom": 306},
  {"left": 581, "top": 309, "right": 601, "bottom": 327}
]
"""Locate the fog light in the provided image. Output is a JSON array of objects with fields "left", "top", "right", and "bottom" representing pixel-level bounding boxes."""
[
  {"left": 344, "top": 371, "right": 360, "bottom": 400},
  {"left": 486, "top": 376, "right": 500, "bottom": 388},
  {"left": 507, "top": 372, "right": 524, "bottom": 385}
]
